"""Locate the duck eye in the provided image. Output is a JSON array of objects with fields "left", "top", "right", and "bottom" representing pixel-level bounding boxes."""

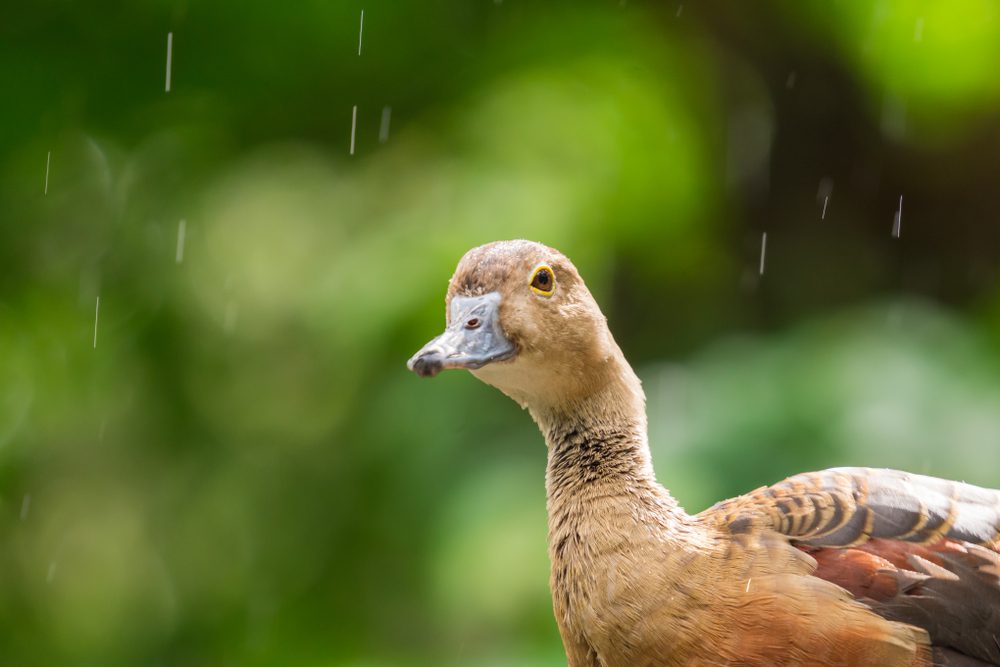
[{"left": 530, "top": 265, "right": 555, "bottom": 296}]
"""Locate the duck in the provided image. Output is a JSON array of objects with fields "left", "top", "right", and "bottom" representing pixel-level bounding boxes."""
[{"left": 407, "top": 240, "right": 1000, "bottom": 667}]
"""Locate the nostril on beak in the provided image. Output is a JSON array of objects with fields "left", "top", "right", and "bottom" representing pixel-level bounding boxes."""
[
  {"left": 408, "top": 349, "right": 445, "bottom": 377},
  {"left": 465, "top": 318, "right": 481, "bottom": 330}
]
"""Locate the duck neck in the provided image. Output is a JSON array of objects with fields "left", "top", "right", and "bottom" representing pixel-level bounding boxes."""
[
  {"left": 539, "top": 386, "right": 655, "bottom": 496},
  {"left": 532, "top": 360, "right": 685, "bottom": 546}
]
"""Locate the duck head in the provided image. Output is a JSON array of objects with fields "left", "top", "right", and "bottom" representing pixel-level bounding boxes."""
[{"left": 408, "top": 240, "right": 634, "bottom": 412}]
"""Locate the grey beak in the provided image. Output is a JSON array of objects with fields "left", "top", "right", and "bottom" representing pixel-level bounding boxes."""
[{"left": 407, "top": 292, "right": 516, "bottom": 378}]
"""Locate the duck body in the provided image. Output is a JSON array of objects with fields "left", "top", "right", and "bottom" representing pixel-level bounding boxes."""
[
  {"left": 540, "top": 397, "right": 937, "bottom": 667},
  {"left": 409, "top": 240, "right": 1000, "bottom": 667}
]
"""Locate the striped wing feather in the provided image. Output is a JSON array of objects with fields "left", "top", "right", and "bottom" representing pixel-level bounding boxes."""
[
  {"left": 709, "top": 467, "right": 1000, "bottom": 548},
  {"left": 702, "top": 467, "right": 1000, "bottom": 665}
]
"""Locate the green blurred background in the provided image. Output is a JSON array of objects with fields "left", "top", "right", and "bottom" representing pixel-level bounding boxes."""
[{"left": 3, "top": 1, "right": 1000, "bottom": 665}]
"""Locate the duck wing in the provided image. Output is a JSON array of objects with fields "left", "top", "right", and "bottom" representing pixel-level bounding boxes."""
[{"left": 700, "top": 467, "right": 1000, "bottom": 665}]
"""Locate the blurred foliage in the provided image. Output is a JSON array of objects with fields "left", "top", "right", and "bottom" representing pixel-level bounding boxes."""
[{"left": 2, "top": 1, "right": 1000, "bottom": 665}]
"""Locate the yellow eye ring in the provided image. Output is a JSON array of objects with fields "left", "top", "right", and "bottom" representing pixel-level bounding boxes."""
[{"left": 529, "top": 265, "right": 555, "bottom": 296}]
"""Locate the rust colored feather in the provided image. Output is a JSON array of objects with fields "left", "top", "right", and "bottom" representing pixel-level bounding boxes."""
[
  {"left": 802, "top": 538, "right": 1000, "bottom": 664},
  {"left": 807, "top": 546, "right": 905, "bottom": 601},
  {"left": 707, "top": 467, "right": 1000, "bottom": 664}
]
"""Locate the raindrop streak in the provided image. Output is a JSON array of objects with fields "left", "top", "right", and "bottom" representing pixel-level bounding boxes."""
[
  {"left": 93, "top": 296, "right": 100, "bottom": 349},
  {"left": 892, "top": 196, "right": 902, "bottom": 238},
  {"left": 786, "top": 71, "right": 797, "bottom": 89},
  {"left": 759, "top": 232, "right": 767, "bottom": 276},
  {"left": 44, "top": 151, "right": 51, "bottom": 194},
  {"left": 20, "top": 495, "right": 30, "bottom": 521},
  {"left": 175, "top": 219, "right": 187, "bottom": 263},
  {"left": 379, "top": 106, "right": 392, "bottom": 144},
  {"left": 914, "top": 17, "right": 924, "bottom": 42},
  {"left": 47, "top": 562, "right": 57, "bottom": 584},
  {"left": 350, "top": 105, "right": 358, "bottom": 155},
  {"left": 817, "top": 177, "right": 833, "bottom": 219},
  {"left": 165, "top": 32, "right": 173, "bottom": 92},
  {"left": 357, "top": 10, "right": 364, "bottom": 56},
  {"left": 676, "top": 4, "right": 683, "bottom": 17}
]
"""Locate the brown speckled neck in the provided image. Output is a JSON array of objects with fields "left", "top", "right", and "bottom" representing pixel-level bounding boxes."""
[{"left": 535, "top": 371, "right": 688, "bottom": 554}]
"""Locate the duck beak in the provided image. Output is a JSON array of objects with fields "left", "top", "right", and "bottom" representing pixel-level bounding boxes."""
[{"left": 407, "top": 292, "right": 516, "bottom": 378}]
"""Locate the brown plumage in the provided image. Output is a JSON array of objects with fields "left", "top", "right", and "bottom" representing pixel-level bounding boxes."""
[{"left": 408, "top": 240, "right": 1000, "bottom": 666}]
